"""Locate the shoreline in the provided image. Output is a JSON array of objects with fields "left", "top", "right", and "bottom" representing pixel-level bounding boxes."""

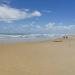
[
  {"left": 0, "top": 36, "right": 75, "bottom": 75},
  {"left": 0, "top": 34, "right": 73, "bottom": 44}
]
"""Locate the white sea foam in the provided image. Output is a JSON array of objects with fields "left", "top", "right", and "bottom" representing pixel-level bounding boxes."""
[{"left": 0, "top": 34, "right": 67, "bottom": 43}]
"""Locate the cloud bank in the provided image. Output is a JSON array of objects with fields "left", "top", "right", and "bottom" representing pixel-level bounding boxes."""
[
  {"left": 1, "top": 22, "right": 75, "bottom": 35},
  {"left": 0, "top": 4, "right": 42, "bottom": 23}
]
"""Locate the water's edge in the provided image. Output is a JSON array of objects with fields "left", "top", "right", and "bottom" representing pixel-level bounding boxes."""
[{"left": 0, "top": 34, "right": 70, "bottom": 44}]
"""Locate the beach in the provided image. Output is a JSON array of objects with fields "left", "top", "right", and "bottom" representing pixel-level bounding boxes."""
[{"left": 0, "top": 36, "right": 75, "bottom": 75}]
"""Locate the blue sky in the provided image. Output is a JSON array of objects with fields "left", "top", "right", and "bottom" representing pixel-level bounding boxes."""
[{"left": 0, "top": 0, "right": 75, "bottom": 34}]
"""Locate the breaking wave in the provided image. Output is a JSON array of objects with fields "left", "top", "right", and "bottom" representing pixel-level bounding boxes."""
[{"left": 0, "top": 34, "right": 68, "bottom": 43}]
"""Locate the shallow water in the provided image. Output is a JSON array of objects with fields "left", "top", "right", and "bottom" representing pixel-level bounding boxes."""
[{"left": 0, "top": 34, "right": 64, "bottom": 43}]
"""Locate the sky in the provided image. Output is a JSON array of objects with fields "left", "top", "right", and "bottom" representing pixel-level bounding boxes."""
[{"left": 0, "top": 0, "right": 75, "bottom": 35}]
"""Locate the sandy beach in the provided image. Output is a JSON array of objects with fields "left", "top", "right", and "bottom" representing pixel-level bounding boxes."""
[{"left": 0, "top": 36, "right": 75, "bottom": 75}]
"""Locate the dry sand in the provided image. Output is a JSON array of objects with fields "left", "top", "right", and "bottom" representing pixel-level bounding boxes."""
[{"left": 0, "top": 36, "right": 75, "bottom": 75}]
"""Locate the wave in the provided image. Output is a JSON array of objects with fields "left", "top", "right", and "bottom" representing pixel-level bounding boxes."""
[
  {"left": 0, "top": 34, "right": 68, "bottom": 43},
  {"left": 0, "top": 34, "right": 65, "bottom": 39}
]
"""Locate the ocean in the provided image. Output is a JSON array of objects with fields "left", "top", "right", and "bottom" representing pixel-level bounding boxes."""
[{"left": 0, "top": 34, "right": 66, "bottom": 43}]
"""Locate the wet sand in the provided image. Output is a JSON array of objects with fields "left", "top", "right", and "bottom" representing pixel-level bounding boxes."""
[{"left": 0, "top": 36, "right": 75, "bottom": 75}]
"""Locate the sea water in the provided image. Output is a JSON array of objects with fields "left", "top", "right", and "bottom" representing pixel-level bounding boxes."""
[{"left": 0, "top": 34, "right": 65, "bottom": 44}]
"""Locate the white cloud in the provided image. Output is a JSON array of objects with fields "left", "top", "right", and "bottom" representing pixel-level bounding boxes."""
[
  {"left": 45, "top": 22, "right": 72, "bottom": 30},
  {"left": 0, "top": 21, "right": 75, "bottom": 35},
  {"left": 0, "top": 4, "right": 42, "bottom": 23},
  {"left": 31, "top": 11, "right": 42, "bottom": 17},
  {"left": 44, "top": 22, "right": 75, "bottom": 35},
  {"left": 18, "top": 22, "right": 75, "bottom": 34},
  {"left": 45, "top": 22, "right": 55, "bottom": 29}
]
